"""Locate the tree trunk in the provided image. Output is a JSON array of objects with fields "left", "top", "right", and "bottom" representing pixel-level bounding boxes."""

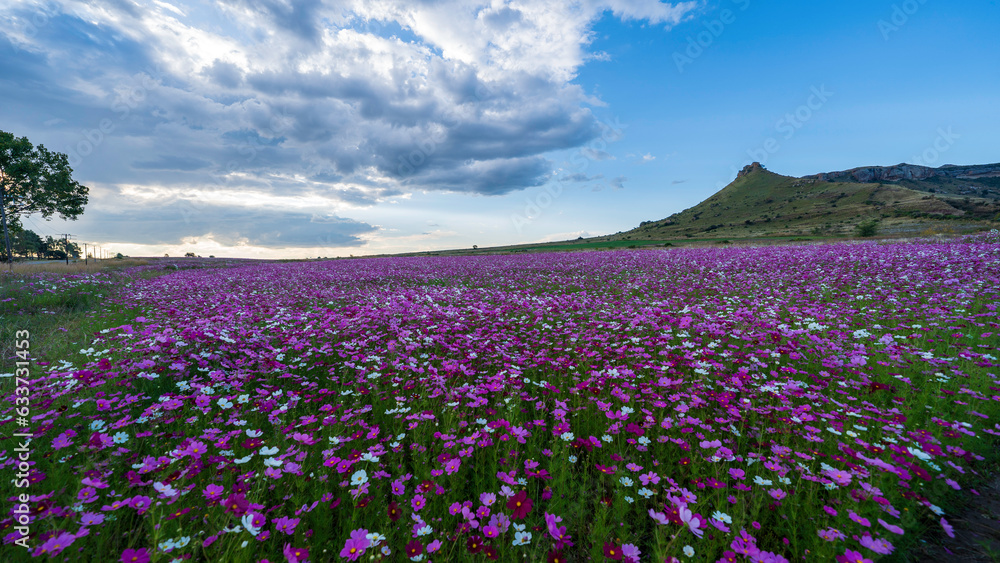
[{"left": 0, "top": 179, "right": 14, "bottom": 267}]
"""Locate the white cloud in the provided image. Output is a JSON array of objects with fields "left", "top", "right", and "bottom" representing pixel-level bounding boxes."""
[{"left": 0, "top": 0, "right": 697, "bottom": 253}]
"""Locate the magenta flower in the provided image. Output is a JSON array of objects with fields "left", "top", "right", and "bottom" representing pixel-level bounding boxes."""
[
  {"left": 817, "top": 527, "right": 845, "bottom": 541},
  {"left": 274, "top": 516, "right": 300, "bottom": 535},
  {"left": 877, "top": 518, "right": 904, "bottom": 535},
  {"left": 80, "top": 512, "right": 105, "bottom": 526},
  {"left": 411, "top": 494, "right": 426, "bottom": 512},
  {"left": 836, "top": 549, "right": 872, "bottom": 563},
  {"left": 52, "top": 433, "right": 74, "bottom": 449},
  {"left": 120, "top": 548, "right": 150, "bottom": 563},
  {"left": 224, "top": 493, "right": 249, "bottom": 515},
  {"left": 848, "top": 511, "right": 871, "bottom": 527},
  {"left": 639, "top": 471, "right": 660, "bottom": 486},
  {"left": 339, "top": 528, "right": 370, "bottom": 561},
  {"left": 35, "top": 532, "right": 75, "bottom": 557},
  {"left": 179, "top": 440, "right": 207, "bottom": 458},
  {"left": 129, "top": 495, "right": 152, "bottom": 513},
  {"left": 507, "top": 490, "right": 533, "bottom": 519},
  {"left": 941, "top": 518, "right": 955, "bottom": 538},
  {"left": 859, "top": 533, "right": 893, "bottom": 555},
  {"left": 283, "top": 543, "right": 309, "bottom": 563},
  {"left": 78, "top": 487, "right": 98, "bottom": 503},
  {"left": 203, "top": 484, "right": 225, "bottom": 501},
  {"left": 391, "top": 479, "right": 406, "bottom": 496}
]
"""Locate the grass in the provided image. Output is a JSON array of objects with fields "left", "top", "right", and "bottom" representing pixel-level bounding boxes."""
[
  {"left": 2, "top": 258, "right": 149, "bottom": 274},
  {"left": 0, "top": 260, "right": 158, "bottom": 373}
]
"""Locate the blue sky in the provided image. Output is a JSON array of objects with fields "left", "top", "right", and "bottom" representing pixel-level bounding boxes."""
[{"left": 1, "top": 0, "right": 997, "bottom": 257}]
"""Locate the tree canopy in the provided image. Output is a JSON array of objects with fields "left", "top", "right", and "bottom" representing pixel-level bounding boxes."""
[
  {"left": 0, "top": 130, "right": 89, "bottom": 225},
  {"left": 0, "top": 228, "right": 80, "bottom": 261},
  {"left": 0, "top": 130, "right": 89, "bottom": 262}
]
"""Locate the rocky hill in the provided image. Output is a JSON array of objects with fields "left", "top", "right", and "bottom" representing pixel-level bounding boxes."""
[
  {"left": 805, "top": 163, "right": 1000, "bottom": 199},
  {"left": 615, "top": 162, "right": 1000, "bottom": 241}
]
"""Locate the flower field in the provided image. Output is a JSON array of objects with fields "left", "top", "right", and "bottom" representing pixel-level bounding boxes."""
[{"left": 3, "top": 238, "right": 1000, "bottom": 562}]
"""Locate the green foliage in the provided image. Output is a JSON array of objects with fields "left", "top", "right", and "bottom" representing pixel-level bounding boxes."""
[
  {"left": 855, "top": 219, "right": 880, "bottom": 237},
  {"left": 0, "top": 130, "right": 89, "bottom": 223}
]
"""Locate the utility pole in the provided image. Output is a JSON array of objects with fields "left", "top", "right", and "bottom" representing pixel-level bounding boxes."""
[
  {"left": 58, "top": 234, "right": 73, "bottom": 265},
  {"left": 84, "top": 242, "right": 88, "bottom": 265}
]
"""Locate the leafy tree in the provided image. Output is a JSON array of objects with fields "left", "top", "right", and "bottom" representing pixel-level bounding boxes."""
[
  {"left": 184, "top": 252, "right": 196, "bottom": 257},
  {"left": 0, "top": 131, "right": 89, "bottom": 263},
  {"left": 855, "top": 219, "right": 880, "bottom": 238},
  {"left": 11, "top": 228, "right": 44, "bottom": 259}
]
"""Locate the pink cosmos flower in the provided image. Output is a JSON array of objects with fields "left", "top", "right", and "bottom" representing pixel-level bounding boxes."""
[
  {"left": 836, "top": 549, "right": 872, "bottom": 563},
  {"left": 391, "top": 479, "right": 406, "bottom": 496},
  {"left": 877, "top": 518, "right": 904, "bottom": 535},
  {"left": 120, "top": 548, "right": 150, "bottom": 563},
  {"left": 129, "top": 495, "right": 152, "bottom": 513},
  {"left": 203, "top": 484, "right": 225, "bottom": 500},
  {"left": 35, "top": 532, "right": 75, "bottom": 557},
  {"left": 649, "top": 509, "right": 670, "bottom": 525},
  {"left": 941, "top": 518, "right": 955, "bottom": 538},
  {"left": 817, "top": 527, "right": 845, "bottom": 541},
  {"left": 848, "top": 511, "right": 871, "bottom": 527},
  {"left": 274, "top": 516, "right": 300, "bottom": 535},
  {"left": 339, "top": 528, "right": 370, "bottom": 561},
  {"left": 80, "top": 512, "right": 105, "bottom": 526},
  {"left": 52, "top": 433, "right": 74, "bottom": 449},
  {"left": 411, "top": 494, "right": 426, "bottom": 512},
  {"left": 859, "top": 533, "right": 893, "bottom": 555},
  {"left": 284, "top": 544, "right": 309, "bottom": 563}
]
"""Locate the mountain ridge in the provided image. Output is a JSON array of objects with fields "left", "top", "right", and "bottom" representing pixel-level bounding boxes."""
[{"left": 612, "top": 161, "right": 1000, "bottom": 241}]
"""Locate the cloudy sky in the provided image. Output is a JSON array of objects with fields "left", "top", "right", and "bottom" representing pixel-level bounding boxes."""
[{"left": 2, "top": 0, "right": 998, "bottom": 257}]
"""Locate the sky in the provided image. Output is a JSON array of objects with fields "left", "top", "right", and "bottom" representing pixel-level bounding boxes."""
[{"left": 1, "top": 0, "right": 998, "bottom": 258}]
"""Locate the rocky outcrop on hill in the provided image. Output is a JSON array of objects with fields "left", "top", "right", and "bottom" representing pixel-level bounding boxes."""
[
  {"left": 736, "top": 162, "right": 765, "bottom": 179},
  {"left": 806, "top": 163, "right": 1000, "bottom": 183}
]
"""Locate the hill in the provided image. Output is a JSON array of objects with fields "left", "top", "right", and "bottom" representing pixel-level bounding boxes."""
[
  {"left": 804, "top": 162, "right": 1000, "bottom": 199},
  {"left": 615, "top": 162, "right": 1000, "bottom": 241}
]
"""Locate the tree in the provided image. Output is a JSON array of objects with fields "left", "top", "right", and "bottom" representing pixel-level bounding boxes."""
[
  {"left": 0, "top": 131, "right": 89, "bottom": 265},
  {"left": 855, "top": 219, "right": 879, "bottom": 238},
  {"left": 11, "top": 228, "right": 43, "bottom": 259},
  {"left": 184, "top": 252, "right": 196, "bottom": 257}
]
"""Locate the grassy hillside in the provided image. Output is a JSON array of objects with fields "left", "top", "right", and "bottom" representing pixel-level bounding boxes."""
[{"left": 615, "top": 165, "right": 1000, "bottom": 241}]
